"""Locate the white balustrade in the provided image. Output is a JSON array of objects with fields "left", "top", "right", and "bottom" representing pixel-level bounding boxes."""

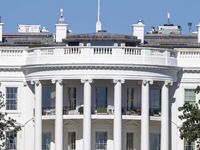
[
  {"left": 124, "top": 48, "right": 141, "bottom": 55},
  {"left": 93, "top": 47, "right": 112, "bottom": 54},
  {"left": 40, "top": 49, "right": 54, "bottom": 55},
  {"left": 0, "top": 46, "right": 178, "bottom": 67},
  {"left": 64, "top": 48, "right": 81, "bottom": 54},
  {"left": 0, "top": 49, "right": 23, "bottom": 57},
  {"left": 151, "top": 49, "right": 164, "bottom": 56}
]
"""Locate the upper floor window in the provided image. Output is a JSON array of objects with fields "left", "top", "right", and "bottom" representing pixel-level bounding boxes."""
[
  {"left": 96, "top": 87, "right": 107, "bottom": 108},
  {"left": 96, "top": 132, "right": 107, "bottom": 150},
  {"left": 42, "top": 87, "right": 54, "bottom": 108},
  {"left": 6, "top": 132, "right": 17, "bottom": 150},
  {"left": 69, "top": 88, "right": 76, "bottom": 110},
  {"left": 150, "top": 89, "right": 161, "bottom": 115},
  {"left": 127, "top": 88, "right": 134, "bottom": 110},
  {"left": 185, "top": 89, "right": 196, "bottom": 105},
  {"left": 6, "top": 87, "right": 18, "bottom": 110}
]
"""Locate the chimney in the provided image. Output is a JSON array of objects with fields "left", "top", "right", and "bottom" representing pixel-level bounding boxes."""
[
  {"left": 55, "top": 9, "right": 68, "bottom": 43},
  {"left": 197, "top": 21, "right": 200, "bottom": 44},
  {"left": 0, "top": 17, "right": 4, "bottom": 43},
  {"left": 132, "top": 20, "right": 145, "bottom": 44}
]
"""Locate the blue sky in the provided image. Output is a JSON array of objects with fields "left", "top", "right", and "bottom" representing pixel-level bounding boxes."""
[{"left": 0, "top": 0, "right": 200, "bottom": 34}]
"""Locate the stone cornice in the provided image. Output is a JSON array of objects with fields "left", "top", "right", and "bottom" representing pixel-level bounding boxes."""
[
  {"left": 22, "top": 63, "right": 181, "bottom": 71},
  {"left": 0, "top": 66, "right": 22, "bottom": 71}
]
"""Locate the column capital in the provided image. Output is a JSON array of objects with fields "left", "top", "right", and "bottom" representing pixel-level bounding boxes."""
[
  {"left": 81, "top": 78, "right": 93, "bottom": 84},
  {"left": 31, "top": 80, "right": 41, "bottom": 85},
  {"left": 113, "top": 79, "right": 125, "bottom": 84},
  {"left": 163, "top": 80, "right": 173, "bottom": 86},
  {"left": 52, "top": 79, "right": 63, "bottom": 84},
  {"left": 142, "top": 80, "right": 153, "bottom": 85}
]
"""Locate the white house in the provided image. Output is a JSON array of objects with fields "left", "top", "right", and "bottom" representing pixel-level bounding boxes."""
[{"left": 0, "top": 9, "right": 200, "bottom": 150}]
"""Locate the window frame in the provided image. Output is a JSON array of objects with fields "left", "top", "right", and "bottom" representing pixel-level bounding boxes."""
[
  {"left": 6, "top": 131, "right": 17, "bottom": 150},
  {"left": 69, "top": 87, "right": 76, "bottom": 110},
  {"left": 184, "top": 89, "right": 196, "bottom": 105},
  {"left": 68, "top": 132, "right": 76, "bottom": 150},
  {"left": 6, "top": 87, "right": 18, "bottom": 111},
  {"left": 95, "top": 131, "right": 107, "bottom": 150},
  {"left": 150, "top": 88, "right": 161, "bottom": 115},
  {"left": 96, "top": 87, "right": 108, "bottom": 109},
  {"left": 126, "top": 132, "right": 134, "bottom": 150}
]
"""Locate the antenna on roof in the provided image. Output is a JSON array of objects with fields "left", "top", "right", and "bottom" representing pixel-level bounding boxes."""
[
  {"left": 96, "top": 0, "right": 102, "bottom": 32},
  {"left": 167, "top": 12, "right": 170, "bottom": 25}
]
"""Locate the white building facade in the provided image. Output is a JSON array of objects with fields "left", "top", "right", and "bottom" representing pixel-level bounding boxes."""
[{"left": 0, "top": 43, "right": 199, "bottom": 150}]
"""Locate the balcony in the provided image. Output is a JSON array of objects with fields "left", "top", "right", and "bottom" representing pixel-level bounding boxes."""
[{"left": 26, "top": 46, "right": 177, "bottom": 67}]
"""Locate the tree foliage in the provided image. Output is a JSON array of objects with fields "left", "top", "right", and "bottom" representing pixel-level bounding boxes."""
[
  {"left": 0, "top": 91, "right": 21, "bottom": 148},
  {"left": 178, "top": 86, "right": 200, "bottom": 149}
]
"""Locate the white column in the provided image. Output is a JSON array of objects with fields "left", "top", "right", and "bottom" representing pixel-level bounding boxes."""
[
  {"left": 81, "top": 79, "right": 92, "bottom": 150},
  {"left": 141, "top": 80, "right": 150, "bottom": 150},
  {"left": 54, "top": 80, "right": 63, "bottom": 150},
  {"left": 34, "top": 80, "right": 42, "bottom": 150},
  {"left": 161, "top": 81, "right": 171, "bottom": 150},
  {"left": 113, "top": 79, "right": 124, "bottom": 150}
]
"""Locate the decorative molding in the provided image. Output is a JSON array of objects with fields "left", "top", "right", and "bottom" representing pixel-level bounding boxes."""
[
  {"left": 142, "top": 80, "right": 153, "bottom": 85},
  {"left": 113, "top": 79, "right": 125, "bottom": 84},
  {"left": 23, "top": 81, "right": 27, "bottom": 86},
  {"left": 80, "top": 78, "right": 93, "bottom": 84},
  {"left": 164, "top": 80, "right": 173, "bottom": 86}
]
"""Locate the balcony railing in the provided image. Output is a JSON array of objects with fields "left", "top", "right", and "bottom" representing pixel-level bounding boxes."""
[
  {"left": 25, "top": 46, "right": 177, "bottom": 67},
  {"left": 122, "top": 107, "right": 141, "bottom": 115}
]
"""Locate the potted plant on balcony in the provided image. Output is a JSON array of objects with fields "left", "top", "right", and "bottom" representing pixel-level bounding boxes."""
[
  {"left": 96, "top": 107, "right": 107, "bottom": 114},
  {"left": 78, "top": 106, "right": 84, "bottom": 114},
  {"left": 153, "top": 110, "right": 161, "bottom": 116}
]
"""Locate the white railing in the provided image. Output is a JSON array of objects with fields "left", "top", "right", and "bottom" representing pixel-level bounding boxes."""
[
  {"left": 177, "top": 50, "right": 200, "bottom": 67},
  {"left": 124, "top": 48, "right": 141, "bottom": 55},
  {"left": 25, "top": 46, "right": 177, "bottom": 67},
  {"left": 64, "top": 48, "right": 81, "bottom": 54},
  {"left": 93, "top": 47, "right": 112, "bottom": 54},
  {"left": 151, "top": 49, "right": 164, "bottom": 56},
  {"left": 40, "top": 49, "right": 54, "bottom": 55},
  {"left": 0, "top": 49, "right": 24, "bottom": 57}
]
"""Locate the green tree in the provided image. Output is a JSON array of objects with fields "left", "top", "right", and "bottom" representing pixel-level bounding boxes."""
[
  {"left": 0, "top": 91, "right": 21, "bottom": 148},
  {"left": 178, "top": 86, "right": 200, "bottom": 149}
]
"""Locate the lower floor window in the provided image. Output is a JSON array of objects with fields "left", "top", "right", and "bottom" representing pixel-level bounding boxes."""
[
  {"left": 6, "top": 132, "right": 17, "bottom": 150},
  {"left": 68, "top": 132, "right": 76, "bottom": 150},
  {"left": 96, "top": 132, "right": 107, "bottom": 150},
  {"left": 42, "top": 132, "right": 51, "bottom": 150},
  {"left": 150, "top": 133, "right": 160, "bottom": 150},
  {"left": 126, "top": 132, "right": 134, "bottom": 150},
  {"left": 184, "top": 140, "right": 195, "bottom": 150}
]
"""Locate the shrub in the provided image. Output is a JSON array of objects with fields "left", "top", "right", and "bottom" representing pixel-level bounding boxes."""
[
  {"left": 29, "top": 44, "right": 41, "bottom": 48},
  {"left": 78, "top": 106, "right": 83, "bottom": 114},
  {"left": 97, "top": 108, "right": 107, "bottom": 113},
  {"left": 159, "top": 45, "right": 174, "bottom": 49}
]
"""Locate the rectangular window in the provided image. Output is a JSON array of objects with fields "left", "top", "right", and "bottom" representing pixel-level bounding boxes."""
[
  {"left": 68, "top": 132, "right": 76, "bottom": 150},
  {"left": 96, "top": 87, "right": 107, "bottom": 108},
  {"left": 150, "top": 89, "right": 161, "bottom": 115},
  {"left": 42, "top": 87, "right": 54, "bottom": 108},
  {"left": 6, "top": 87, "right": 18, "bottom": 110},
  {"left": 184, "top": 140, "right": 195, "bottom": 150},
  {"left": 69, "top": 88, "right": 76, "bottom": 110},
  {"left": 127, "top": 88, "right": 134, "bottom": 110},
  {"left": 6, "top": 132, "right": 17, "bottom": 150},
  {"left": 185, "top": 89, "right": 196, "bottom": 105},
  {"left": 126, "top": 133, "right": 134, "bottom": 150},
  {"left": 42, "top": 132, "right": 51, "bottom": 150},
  {"left": 96, "top": 132, "right": 107, "bottom": 150},
  {"left": 150, "top": 133, "right": 160, "bottom": 150}
]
